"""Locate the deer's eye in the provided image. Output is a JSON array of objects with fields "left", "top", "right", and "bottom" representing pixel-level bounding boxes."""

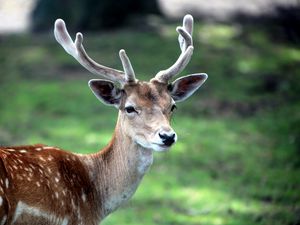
[
  {"left": 125, "top": 106, "right": 138, "bottom": 114},
  {"left": 171, "top": 104, "right": 177, "bottom": 112}
]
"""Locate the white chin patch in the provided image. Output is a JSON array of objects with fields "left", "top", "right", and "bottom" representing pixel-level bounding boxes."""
[
  {"left": 135, "top": 140, "right": 170, "bottom": 152},
  {"left": 152, "top": 144, "right": 170, "bottom": 152}
]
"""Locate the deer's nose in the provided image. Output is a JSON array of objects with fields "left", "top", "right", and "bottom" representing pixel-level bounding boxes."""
[{"left": 159, "top": 132, "right": 176, "bottom": 146}]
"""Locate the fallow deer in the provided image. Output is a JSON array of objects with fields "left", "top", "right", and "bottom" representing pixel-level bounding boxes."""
[{"left": 0, "top": 15, "right": 207, "bottom": 225}]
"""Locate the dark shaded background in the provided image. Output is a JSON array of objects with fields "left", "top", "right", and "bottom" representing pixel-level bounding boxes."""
[{"left": 31, "top": 0, "right": 161, "bottom": 31}]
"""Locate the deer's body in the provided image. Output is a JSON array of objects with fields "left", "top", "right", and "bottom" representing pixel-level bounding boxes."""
[
  {"left": 0, "top": 113, "right": 153, "bottom": 225},
  {"left": 0, "top": 15, "right": 207, "bottom": 224},
  {"left": 0, "top": 145, "right": 97, "bottom": 225}
]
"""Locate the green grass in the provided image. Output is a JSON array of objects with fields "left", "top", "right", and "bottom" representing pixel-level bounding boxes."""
[{"left": 0, "top": 21, "right": 299, "bottom": 225}]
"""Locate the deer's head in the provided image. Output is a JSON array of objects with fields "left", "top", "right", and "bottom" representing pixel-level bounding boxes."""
[{"left": 54, "top": 15, "right": 207, "bottom": 152}]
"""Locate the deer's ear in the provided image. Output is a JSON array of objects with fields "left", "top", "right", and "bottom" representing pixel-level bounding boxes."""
[
  {"left": 88, "top": 79, "right": 122, "bottom": 107},
  {"left": 169, "top": 73, "right": 207, "bottom": 102}
]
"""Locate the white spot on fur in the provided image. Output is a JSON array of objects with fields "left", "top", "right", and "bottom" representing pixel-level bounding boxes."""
[
  {"left": 81, "top": 193, "right": 86, "bottom": 202},
  {"left": 39, "top": 156, "right": 46, "bottom": 162},
  {"left": 5, "top": 179, "right": 9, "bottom": 188},
  {"left": 20, "top": 150, "right": 27, "bottom": 153},
  {"left": 0, "top": 196, "right": 3, "bottom": 206},
  {"left": 29, "top": 164, "right": 35, "bottom": 169}
]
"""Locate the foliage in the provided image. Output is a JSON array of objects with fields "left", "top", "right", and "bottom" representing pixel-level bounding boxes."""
[{"left": 0, "top": 20, "right": 299, "bottom": 224}]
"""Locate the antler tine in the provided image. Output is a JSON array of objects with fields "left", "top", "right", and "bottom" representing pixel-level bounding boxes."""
[
  {"left": 54, "top": 19, "right": 135, "bottom": 84},
  {"left": 119, "top": 49, "right": 136, "bottom": 83},
  {"left": 154, "top": 14, "right": 194, "bottom": 84},
  {"left": 179, "top": 14, "right": 193, "bottom": 52}
]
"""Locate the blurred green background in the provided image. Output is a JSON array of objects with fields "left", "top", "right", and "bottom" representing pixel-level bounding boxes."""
[{"left": 0, "top": 0, "right": 299, "bottom": 224}]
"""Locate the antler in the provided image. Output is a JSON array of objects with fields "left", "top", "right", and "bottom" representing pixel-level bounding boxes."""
[
  {"left": 54, "top": 19, "right": 136, "bottom": 85},
  {"left": 154, "top": 14, "right": 194, "bottom": 84}
]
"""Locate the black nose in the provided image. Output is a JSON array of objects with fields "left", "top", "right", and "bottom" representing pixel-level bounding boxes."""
[{"left": 159, "top": 133, "right": 176, "bottom": 146}]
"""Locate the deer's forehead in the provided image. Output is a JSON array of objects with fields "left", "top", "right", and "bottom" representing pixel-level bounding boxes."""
[{"left": 123, "top": 82, "right": 171, "bottom": 107}]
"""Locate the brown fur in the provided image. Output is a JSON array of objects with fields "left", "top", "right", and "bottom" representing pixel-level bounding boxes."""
[{"left": 0, "top": 145, "right": 99, "bottom": 225}]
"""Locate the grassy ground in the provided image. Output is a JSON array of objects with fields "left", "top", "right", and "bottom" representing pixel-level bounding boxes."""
[{"left": 0, "top": 21, "right": 299, "bottom": 224}]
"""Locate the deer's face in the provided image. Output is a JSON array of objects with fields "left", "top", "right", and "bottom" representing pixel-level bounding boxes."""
[
  {"left": 119, "top": 81, "right": 176, "bottom": 151},
  {"left": 55, "top": 14, "right": 208, "bottom": 151},
  {"left": 89, "top": 74, "right": 207, "bottom": 152}
]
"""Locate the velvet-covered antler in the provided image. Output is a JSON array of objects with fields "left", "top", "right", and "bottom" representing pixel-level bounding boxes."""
[
  {"left": 154, "top": 14, "right": 194, "bottom": 84},
  {"left": 54, "top": 19, "right": 136, "bottom": 85}
]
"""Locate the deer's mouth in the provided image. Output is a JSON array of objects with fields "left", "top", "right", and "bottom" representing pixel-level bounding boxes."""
[{"left": 152, "top": 143, "right": 172, "bottom": 152}]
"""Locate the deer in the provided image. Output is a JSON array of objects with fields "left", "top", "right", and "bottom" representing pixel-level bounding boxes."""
[{"left": 0, "top": 15, "right": 207, "bottom": 225}]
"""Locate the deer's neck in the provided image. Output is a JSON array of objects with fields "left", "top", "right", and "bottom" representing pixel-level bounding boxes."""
[{"left": 82, "top": 114, "right": 153, "bottom": 219}]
